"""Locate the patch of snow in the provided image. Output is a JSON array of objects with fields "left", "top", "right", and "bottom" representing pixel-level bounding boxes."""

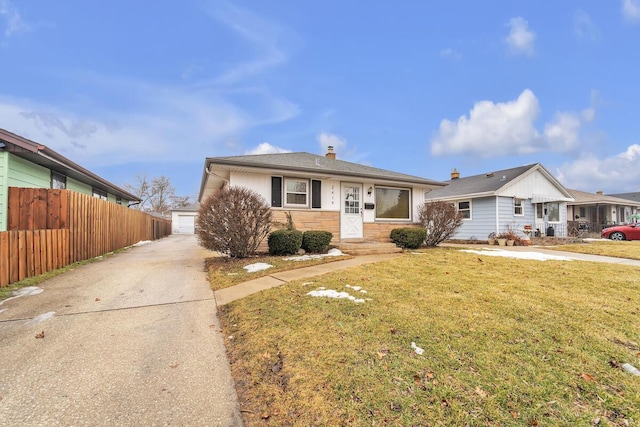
[
  {"left": 306, "top": 288, "right": 366, "bottom": 303},
  {"left": 302, "top": 282, "right": 315, "bottom": 286},
  {"left": 243, "top": 262, "right": 273, "bottom": 273},
  {"left": 284, "top": 248, "right": 344, "bottom": 262},
  {"left": 0, "top": 286, "right": 44, "bottom": 307},
  {"left": 460, "top": 248, "right": 575, "bottom": 261},
  {"left": 411, "top": 342, "right": 425, "bottom": 355},
  {"left": 345, "top": 284, "right": 362, "bottom": 291},
  {"left": 0, "top": 308, "right": 7, "bottom": 314},
  {"left": 26, "top": 311, "right": 56, "bottom": 325},
  {"left": 133, "top": 240, "right": 152, "bottom": 247}
]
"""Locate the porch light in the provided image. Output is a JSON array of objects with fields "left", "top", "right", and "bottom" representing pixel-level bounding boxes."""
[{"left": 367, "top": 186, "right": 373, "bottom": 195}]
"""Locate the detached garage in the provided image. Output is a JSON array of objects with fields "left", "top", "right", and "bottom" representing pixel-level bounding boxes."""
[{"left": 171, "top": 203, "right": 200, "bottom": 234}]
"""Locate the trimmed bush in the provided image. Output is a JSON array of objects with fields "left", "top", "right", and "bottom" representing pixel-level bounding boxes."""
[
  {"left": 197, "top": 187, "right": 272, "bottom": 258},
  {"left": 390, "top": 227, "right": 427, "bottom": 249},
  {"left": 268, "top": 229, "right": 303, "bottom": 255},
  {"left": 302, "top": 231, "right": 333, "bottom": 253}
]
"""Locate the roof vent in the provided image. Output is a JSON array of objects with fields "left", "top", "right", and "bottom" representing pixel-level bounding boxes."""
[{"left": 486, "top": 172, "right": 494, "bottom": 178}]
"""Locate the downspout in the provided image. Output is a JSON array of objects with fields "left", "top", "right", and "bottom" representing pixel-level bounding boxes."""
[{"left": 495, "top": 195, "right": 499, "bottom": 233}]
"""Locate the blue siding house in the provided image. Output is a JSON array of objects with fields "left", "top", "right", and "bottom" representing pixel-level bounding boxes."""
[{"left": 425, "top": 164, "right": 574, "bottom": 240}]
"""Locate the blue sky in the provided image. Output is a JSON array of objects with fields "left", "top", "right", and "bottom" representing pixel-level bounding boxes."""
[{"left": 1, "top": 1, "right": 640, "bottom": 199}]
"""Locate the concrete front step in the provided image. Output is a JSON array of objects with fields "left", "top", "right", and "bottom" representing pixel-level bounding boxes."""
[{"left": 335, "top": 242, "right": 403, "bottom": 256}]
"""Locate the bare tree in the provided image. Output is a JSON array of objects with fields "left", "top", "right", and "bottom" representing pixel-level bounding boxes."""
[
  {"left": 418, "top": 200, "right": 464, "bottom": 246},
  {"left": 124, "top": 174, "right": 189, "bottom": 216}
]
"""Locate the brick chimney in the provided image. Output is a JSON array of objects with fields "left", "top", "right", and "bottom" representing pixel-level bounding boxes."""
[
  {"left": 450, "top": 168, "right": 460, "bottom": 180},
  {"left": 596, "top": 190, "right": 603, "bottom": 195},
  {"left": 326, "top": 146, "right": 336, "bottom": 159}
]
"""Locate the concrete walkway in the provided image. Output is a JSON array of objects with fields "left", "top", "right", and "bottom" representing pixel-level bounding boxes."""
[
  {"left": 0, "top": 234, "right": 243, "bottom": 427},
  {"left": 214, "top": 253, "right": 403, "bottom": 305}
]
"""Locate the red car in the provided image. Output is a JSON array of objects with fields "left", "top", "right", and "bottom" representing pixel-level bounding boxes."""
[{"left": 601, "top": 223, "right": 640, "bottom": 241}]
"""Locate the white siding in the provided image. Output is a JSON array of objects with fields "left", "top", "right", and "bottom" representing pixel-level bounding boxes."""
[
  {"left": 498, "top": 169, "right": 566, "bottom": 199},
  {"left": 229, "top": 172, "right": 271, "bottom": 203}
]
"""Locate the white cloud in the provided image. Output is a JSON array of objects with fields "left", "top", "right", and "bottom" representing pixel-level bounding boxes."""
[
  {"left": 244, "top": 142, "right": 291, "bottom": 155},
  {"left": 622, "top": 0, "right": 640, "bottom": 22},
  {"left": 431, "top": 89, "right": 541, "bottom": 157},
  {"left": 0, "top": 0, "right": 30, "bottom": 37},
  {"left": 556, "top": 144, "right": 640, "bottom": 192},
  {"left": 505, "top": 17, "right": 536, "bottom": 56},
  {"left": 203, "top": 1, "right": 289, "bottom": 85},
  {"left": 431, "top": 89, "right": 596, "bottom": 157},
  {"left": 440, "top": 47, "right": 462, "bottom": 60},
  {"left": 574, "top": 9, "right": 600, "bottom": 41},
  {"left": 317, "top": 132, "right": 347, "bottom": 153}
]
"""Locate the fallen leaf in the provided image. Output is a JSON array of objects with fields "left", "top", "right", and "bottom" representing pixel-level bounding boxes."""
[
  {"left": 35, "top": 331, "right": 45, "bottom": 339},
  {"left": 510, "top": 411, "right": 519, "bottom": 419},
  {"left": 425, "top": 372, "right": 434, "bottom": 379},
  {"left": 474, "top": 386, "right": 488, "bottom": 398},
  {"left": 389, "top": 327, "right": 397, "bottom": 335},
  {"left": 579, "top": 372, "right": 595, "bottom": 381},
  {"left": 169, "top": 364, "right": 179, "bottom": 369},
  {"left": 469, "top": 327, "right": 476, "bottom": 332},
  {"left": 261, "top": 414, "right": 270, "bottom": 419},
  {"left": 95, "top": 298, "right": 100, "bottom": 302}
]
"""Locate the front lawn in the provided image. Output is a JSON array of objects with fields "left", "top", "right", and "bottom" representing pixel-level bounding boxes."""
[
  {"left": 206, "top": 252, "right": 352, "bottom": 291},
  {"left": 217, "top": 248, "right": 640, "bottom": 426},
  {"left": 551, "top": 240, "right": 640, "bottom": 261}
]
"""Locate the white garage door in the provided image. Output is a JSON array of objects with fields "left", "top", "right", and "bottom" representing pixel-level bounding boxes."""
[{"left": 177, "top": 215, "right": 195, "bottom": 234}]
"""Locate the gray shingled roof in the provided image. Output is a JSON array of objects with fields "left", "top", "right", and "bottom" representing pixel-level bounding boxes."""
[
  {"left": 205, "top": 152, "right": 444, "bottom": 186},
  {"left": 424, "top": 164, "right": 539, "bottom": 199},
  {"left": 569, "top": 189, "right": 640, "bottom": 206},
  {"left": 608, "top": 192, "right": 640, "bottom": 203}
]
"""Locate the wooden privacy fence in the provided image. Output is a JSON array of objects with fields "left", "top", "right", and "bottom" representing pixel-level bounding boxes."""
[{"left": 0, "top": 187, "right": 171, "bottom": 287}]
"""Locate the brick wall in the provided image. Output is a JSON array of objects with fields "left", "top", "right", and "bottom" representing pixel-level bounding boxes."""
[
  {"left": 363, "top": 222, "right": 422, "bottom": 242},
  {"left": 258, "top": 210, "right": 340, "bottom": 252}
]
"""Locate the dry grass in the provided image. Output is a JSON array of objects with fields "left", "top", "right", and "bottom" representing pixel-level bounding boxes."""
[
  {"left": 551, "top": 240, "right": 640, "bottom": 260},
  {"left": 218, "top": 248, "right": 640, "bottom": 426},
  {"left": 206, "top": 253, "right": 353, "bottom": 291}
]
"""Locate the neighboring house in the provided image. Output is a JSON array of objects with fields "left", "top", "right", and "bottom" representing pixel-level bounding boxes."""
[
  {"left": 171, "top": 203, "right": 200, "bottom": 234},
  {"left": 567, "top": 189, "right": 640, "bottom": 231},
  {"left": 424, "top": 164, "right": 574, "bottom": 239},
  {"left": 0, "top": 128, "right": 140, "bottom": 231},
  {"left": 198, "top": 147, "right": 445, "bottom": 243},
  {"left": 608, "top": 192, "right": 640, "bottom": 204}
]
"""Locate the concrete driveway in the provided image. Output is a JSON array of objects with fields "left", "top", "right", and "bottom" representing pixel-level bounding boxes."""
[{"left": 0, "top": 234, "right": 243, "bottom": 426}]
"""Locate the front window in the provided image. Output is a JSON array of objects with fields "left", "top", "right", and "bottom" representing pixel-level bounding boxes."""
[
  {"left": 285, "top": 179, "right": 308, "bottom": 207},
  {"left": 547, "top": 202, "right": 560, "bottom": 222},
  {"left": 375, "top": 187, "right": 410, "bottom": 220},
  {"left": 514, "top": 199, "right": 524, "bottom": 216},
  {"left": 457, "top": 200, "right": 471, "bottom": 219},
  {"left": 51, "top": 172, "right": 66, "bottom": 189},
  {"left": 92, "top": 188, "right": 107, "bottom": 201}
]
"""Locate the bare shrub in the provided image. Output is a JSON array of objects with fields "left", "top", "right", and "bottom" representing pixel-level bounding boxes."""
[
  {"left": 418, "top": 200, "right": 464, "bottom": 246},
  {"left": 197, "top": 187, "right": 272, "bottom": 258}
]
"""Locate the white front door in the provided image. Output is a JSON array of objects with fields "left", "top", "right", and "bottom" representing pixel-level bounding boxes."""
[{"left": 340, "top": 182, "right": 363, "bottom": 240}]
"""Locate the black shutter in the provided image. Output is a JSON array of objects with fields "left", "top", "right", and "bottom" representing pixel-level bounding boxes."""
[
  {"left": 311, "top": 180, "right": 321, "bottom": 208},
  {"left": 271, "top": 177, "right": 282, "bottom": 207}
]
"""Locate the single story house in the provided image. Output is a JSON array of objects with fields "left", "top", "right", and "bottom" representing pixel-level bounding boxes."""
[
  {"left": 567, "top": 189, "right": 640, "bottom": 232},
  {"left": 608, "top": 192, "right": 640, "bottom": 204},
  {"left": 424, "top": 163, "right": 574, "bottom": 240},
  {"left": 0, "top": 127, "right": 140, "bottom": 231},
  {"left": 198, "top": 147, "right": 445, "bottom": 243},
  {"left": 171, "top": 203, "right": 200, "bottom": 234}
]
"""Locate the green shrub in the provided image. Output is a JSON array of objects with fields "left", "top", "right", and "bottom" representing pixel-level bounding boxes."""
[
  {"left": 302, "top": 231, "right": 333, "bottom": 253},
  {"left": 390, "top": 227, "right": 427, "bottom": 249},
  {"left": 268, "top": 229, "right": 303, "bottom": 255}
]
